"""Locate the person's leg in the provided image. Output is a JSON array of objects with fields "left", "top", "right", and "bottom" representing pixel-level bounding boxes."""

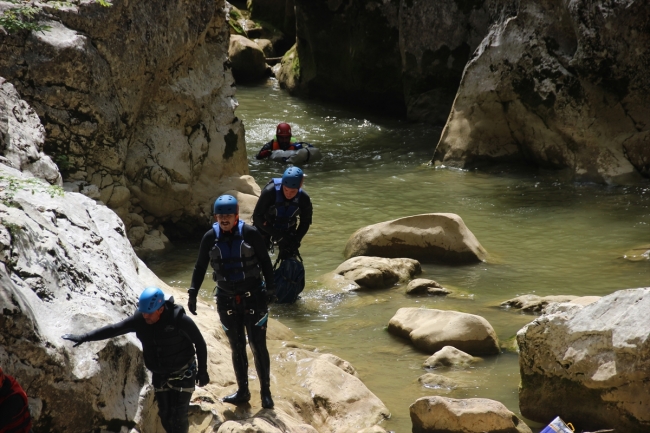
[
  {"left": 155, "top": 390, "right": 174, "bottom": 433},
  {"left": 218, "top": 304, "right": 250, "bottom": 404},
  {"left": 246, "top": 300, "right": 273, "bottom": 409},
  {"left": 166, "top": 372, "right": 195, "bottom": 433}
]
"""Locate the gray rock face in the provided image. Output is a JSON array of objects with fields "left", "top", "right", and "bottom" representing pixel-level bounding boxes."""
[
  {"left": 0, "top": 0, "right": 249, "bottom": 235},
  {"left": 285, "top": 0, "right": 405, "bottom": 113},
  {"left": 410, "top": 396, "right": 532, "bottom": 433},
  {"left": 388, "top": 308, "right": 500, "bottom": 355},
  {"left": 517, "top": 288, "right": 650, "bottom": 432},
  {"left": 433, "top": 0, "right": 650, "bottom": 184},
  {"left": 344, "top": 213, "right": 487, "bottom": 264},
  {"left": 0, "top": 79, "right": 61, "bottom": 186}
]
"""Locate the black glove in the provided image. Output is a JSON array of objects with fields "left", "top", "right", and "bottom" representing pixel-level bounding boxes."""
[
  {"left": 196, "top": 370, "right": 210, "bottom": 387},
  {"left": 62, "top": 333, "right": 88, "bottom": 347},
  {"left": 187, "top": 288, "right": 198, "bottom": 315},
  {"left": 264, "top": 288, "right": 277, "bottom": 305}
]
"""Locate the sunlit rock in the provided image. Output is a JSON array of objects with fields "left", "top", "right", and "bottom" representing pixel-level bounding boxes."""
[
  {"left": 417, "top": 373, "right": 458, "bottom": 392},
  {"left": 0, "top": 163, "right": 162, "bottom": 432},
  {"left": 501, "top": 294, "right": 601, "bottom": 313},
  {"left": 388, "top": 308, "right": 500, "bottom": 355},
  {"left": 517, "top": 288, "right": 650, "bottom": 432},
  {"left": 433, "top": 0, "right": 650, "bottom": 185},
  {"left": 0, "top": 79, "right": 61, "bottom": 186},
  {"left": 423, "top": 346, "right": 481, "bottom": 369},
  {"left": 622, "top": 244, "right": 650, "bottom": 262},
  {"left": 333, "top": 256, "right": 421, "bottom": 290},
  {"left": 344, "top": 213, "right": 487, "bottom": 264},
  {"left": 407, "top": 278, "right": 451, "bottom": 296},
  {"left": 410, "top": 396, "right": 532, "bottom": 433},
  {"left": 0, "top": 0, "right": 250, "bottom": 237},
  {"left": 229, "top": 35, "right": 269, "bottom": 82}
]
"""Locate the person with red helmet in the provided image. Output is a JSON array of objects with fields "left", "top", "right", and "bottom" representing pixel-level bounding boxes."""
[
  {"left": 255, "top": 122, "right": 303, "bottom": 159},
  {"left": 0, "top": 367, "right": 33, "bottom": 433}
]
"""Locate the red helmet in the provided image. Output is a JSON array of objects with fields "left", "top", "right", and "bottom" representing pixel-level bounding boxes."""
[{"left": 276, "top": 122, "right": 292, "bottom": 137}]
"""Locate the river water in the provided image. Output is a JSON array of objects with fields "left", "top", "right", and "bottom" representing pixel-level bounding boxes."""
[{"left": 146, "top": 79, "right": 650, "bottom": 432}]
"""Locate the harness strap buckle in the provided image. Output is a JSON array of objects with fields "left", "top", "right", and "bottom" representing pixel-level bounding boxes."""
[
  {"left": 226, "top": 310, "right": 234, "bottom": 315},
  {"left": 247, "top": 309, "right": 255, "bottom": 315},
  {"left": 244, "top": 291, "right": 252, "bottom": 297}
]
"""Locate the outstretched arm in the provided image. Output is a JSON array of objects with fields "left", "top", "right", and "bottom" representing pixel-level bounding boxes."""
[{"left": 256, "top": 140, "right": 274, "bottom": 159}]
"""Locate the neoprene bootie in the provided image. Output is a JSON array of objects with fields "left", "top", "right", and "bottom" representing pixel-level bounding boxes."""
[
  {"left": 223, "top": 388, "right": 251, "bottom": 404},
  {"left": 261, "top": 388, "right": 274, "bottom": 409}
]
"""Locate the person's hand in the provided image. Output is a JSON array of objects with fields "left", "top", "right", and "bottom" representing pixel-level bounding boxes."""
[
  {"left": 258, "top": 150, "right": 271, "bottom": 159},
  {"left": 264, "top": 289, "right": 277, "bottom": 305},
  {"left": 187, "top": 288, "right": 198, "bottom": 315},
  {"left": 196, "top": 370, "right": 210, "bottom": 387},
  {"left": 62, "top": 334, "right": 87, "bottom": 347}
]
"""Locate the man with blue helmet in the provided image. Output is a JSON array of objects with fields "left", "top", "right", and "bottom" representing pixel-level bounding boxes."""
[
  {"left": 252, "top": 166, "right": 313, "bottom": 259},
  {"left": 61, "top": 287, "right": 208, "bottom": 433},
  {"left": 187, "top": 194, "right": 276, "bottom": 409}
]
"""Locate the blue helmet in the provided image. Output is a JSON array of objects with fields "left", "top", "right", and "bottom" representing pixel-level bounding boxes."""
[
  {"left": 213, "top": 195, "right": 238, "bottom": 215},
  {"left": 282, "top": 167, "right": 303, "bottom": 189},
  {"left": 139, "top": 287, "right": 165, "bottom": 313}
]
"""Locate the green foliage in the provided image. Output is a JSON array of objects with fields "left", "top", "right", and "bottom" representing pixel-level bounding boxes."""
[
  {"left": 53, "top": 154, "right": 71, "bottom": 175},
  {"left": 0, "top": 4, "right": 50, "bottom": 33},
  {"left": 0, "top": 174, "right": 64, "bottom": 207},
  {"left": 0, "top": 0, "right": 111, "bottom": 35}
]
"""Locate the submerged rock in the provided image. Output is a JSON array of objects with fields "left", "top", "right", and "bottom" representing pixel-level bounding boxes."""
[
  {"left": 344, "top": 213, "right": 487, "bottom": 264},
  {"left": 501, "top": 294, "right": 601, "bottom": 313},
  {"left": 407, "top": 278, "right": 451, "bottom": 296},
  {"left": 517, "top": 288, "right": 650, "bottom": 432}
]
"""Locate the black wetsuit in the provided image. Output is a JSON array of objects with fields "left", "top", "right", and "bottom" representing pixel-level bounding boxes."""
[
  {"left": 252, "top": 180, "right": 313, "bottom": 257},
  {"left": 81, "top": 302, "right": 207, "bottom": 433},
  {"left": 190, "top": 222, "right": 275, "bottom": 400}
]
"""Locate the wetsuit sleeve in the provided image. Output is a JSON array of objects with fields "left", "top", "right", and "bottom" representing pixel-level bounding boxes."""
[
  {"left": 189, "top": 229, "right": 216, "bottom": 291},
  {"left": 252, "top": 184, "right": 284, "bottom": 239},
  {"left": 255, "top": 140, "right": 274, "bottom": 159},
  {"left": 296, "top": 190, "right": 313, "bottom": 241},
  {"left": 243, "top": 225, "right": 275, "bottom": 290},
  {"left": 178, "top": 315, "right": 208, "bottom": 373},
  {"left": 82, "top": 315, "right": 139, "bottom": 341}
]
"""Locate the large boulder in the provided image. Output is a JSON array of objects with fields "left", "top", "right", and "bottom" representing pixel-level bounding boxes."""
[
  {"left": 433, "top": 0, "right": 650, "bottom": 184},
  {"left": 0, "top": 0, "right": 249, "bottom": 237},
  {"left": 517, "top": 288, "right": 650, "bottom": 432},
  {"left": 344, "top": 213, "right": 487, "bottom": 264},
  {"left": 0, "top": 162, "right": 162, "bottom": 432},
  {"left": 228, "top": 34, "right": 269, "bottom": 82},
  {"left": 410, "top": 396, "right": 532, "bottom": 433},
  {"left": 388, "top": 308, "right": 500, "bottom": 355},
  {"left": 333, "top": 256, "right": 421, "bottom": 290}
]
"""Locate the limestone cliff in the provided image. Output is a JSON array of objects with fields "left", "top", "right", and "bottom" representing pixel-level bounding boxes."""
[
  {"left": 433, "top": 0, "right": 650, "bottom": 184},
  {"left": 0, "top": 0, "right": 250, "bottom": 241}
]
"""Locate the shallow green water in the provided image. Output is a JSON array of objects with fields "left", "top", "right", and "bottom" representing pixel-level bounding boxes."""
[{"left": 146, "top": 79, "right": 650, "bottom": 432}]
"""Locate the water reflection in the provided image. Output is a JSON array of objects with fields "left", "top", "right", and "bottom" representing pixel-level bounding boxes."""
[{"left": 146, "top": 78, "right": 650, "bottom": 432}]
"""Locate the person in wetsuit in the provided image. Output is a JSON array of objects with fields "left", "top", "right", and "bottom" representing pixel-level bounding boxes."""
[
  {"left": 187, "top": 195, "right": 276, "bottom": 409},
  {"left": 255, "top": 122, "right": 310, "bottom": 159},
  {"left": 252, "top": 166, "right": 313, "bottom": 259},
  {"left": 61, "top": 287, "right": 209, "bottom": 433},
  {"left": 0, "top": 367, "right": 32, "bottom": 433}
]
